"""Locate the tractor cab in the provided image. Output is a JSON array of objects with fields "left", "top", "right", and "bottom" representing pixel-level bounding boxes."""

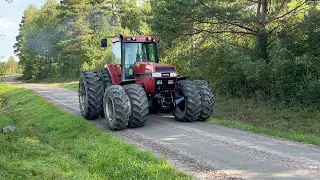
[
  {"left": 101, "top": 35, "right": 177, "bottom": 94},
  {"left": 117, "top": 36, "right": 158, "bottom": 79}
]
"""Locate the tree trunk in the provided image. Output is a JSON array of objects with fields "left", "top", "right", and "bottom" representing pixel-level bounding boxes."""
[{"left": 256, "top": 0, "right": 269, "bottom": 61}]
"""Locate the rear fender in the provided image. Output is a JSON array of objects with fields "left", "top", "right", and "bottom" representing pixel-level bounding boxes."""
[
  {"left": 177, "top": 76, "right": 190, "bottom": 81},
  {"left": 120, "top": 79, "right": 137, "bottom": 85},
  {"left": 105, "top": 64, "right": 122, "bottom": 85}
]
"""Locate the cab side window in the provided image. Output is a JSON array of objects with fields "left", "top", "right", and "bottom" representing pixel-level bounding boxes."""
[{"left": 112, "top": 42, "right": 121, "bottom": 64}]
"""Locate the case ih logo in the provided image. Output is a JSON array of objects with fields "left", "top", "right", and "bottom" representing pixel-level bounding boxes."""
[{"left": 162, "top": 73, "right": 170, "bottom": 77}]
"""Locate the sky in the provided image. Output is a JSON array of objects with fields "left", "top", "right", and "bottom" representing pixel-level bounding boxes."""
[{"left": 0, "top": 0, "right": 47, "bottom": 62}]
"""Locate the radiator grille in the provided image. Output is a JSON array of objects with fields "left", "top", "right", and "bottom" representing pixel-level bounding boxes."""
[
  {"left": 155, "top": 78, "right": 175, "bottom": 91},
  {"left": 155, "top": 67, "right": 175, "bottom": 72}
]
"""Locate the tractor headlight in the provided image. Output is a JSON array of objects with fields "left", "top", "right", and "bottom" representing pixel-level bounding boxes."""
[
  {"left": 168, "top": 80, "right": 174, "bottom": 84},
  {"left": 156, "top": 80, "right": 162, "bottom": 85},
  {"left": 147, "top": 36, "right": 152, "bottom": 41}
]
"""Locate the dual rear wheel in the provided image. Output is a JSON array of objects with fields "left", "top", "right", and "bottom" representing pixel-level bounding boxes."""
[{"left": 173, "top": 80, "right": 214, "bottom": 122}]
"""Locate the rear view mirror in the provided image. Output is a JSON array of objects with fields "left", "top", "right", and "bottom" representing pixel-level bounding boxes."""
[{"left": 101, "top": 39, "right": 108, "bottom": 48}]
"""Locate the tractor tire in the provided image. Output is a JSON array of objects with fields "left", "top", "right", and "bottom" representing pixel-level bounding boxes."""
[
  {"left": 193, "top": 80, "right": 214, "bottom": 121},
  {"left": 124, "top": 84, "right": 149, "bottom": 128},
  {"left": 78, "top": 71, "right": 103, "bottom": 120},
  {"left": 98, "top": 69, "right": 112, "bottom": 117},
  {"left": 103, "top": 85, "right": 130, "bottom": 130},
  {"left": 173, "top": 80, "right": 201, "bottom": 122},
  {"left": 99, "top": 69, "right": 112, "bottom": 92}
]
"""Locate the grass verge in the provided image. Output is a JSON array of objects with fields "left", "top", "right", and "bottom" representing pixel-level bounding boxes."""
[
  {"left": 18, "top": 76, "right": 79, "bottom": 91},
  {"left": 54, "top": 81, "right": 78, "bottom": 91},
  {"left": 0, "top": 83, "right": 189, "bottom": 180},
  {"left": 210, "top": 96, "right": 320, "bottom": 146}
]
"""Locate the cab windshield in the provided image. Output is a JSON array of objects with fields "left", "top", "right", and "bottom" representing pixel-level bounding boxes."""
[{"left": 125, "top": 43, "right": 156, "bottom": 65}]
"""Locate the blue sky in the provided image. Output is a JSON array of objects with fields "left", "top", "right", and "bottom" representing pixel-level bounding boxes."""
[{"left": 0, "top": 0, "right": 47, "bottom": 62}]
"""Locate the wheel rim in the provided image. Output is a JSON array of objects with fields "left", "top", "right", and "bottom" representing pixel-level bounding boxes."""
[
  {"left": 79, "top": 82, "right": 86, "bottom": 111},
  {"left": 105, "top": 96, "right": 114, "bottom": 122}
]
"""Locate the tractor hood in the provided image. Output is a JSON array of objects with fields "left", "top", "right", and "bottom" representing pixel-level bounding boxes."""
[{"left": 134, "top": 62, "right": 177, "bottom": 77}]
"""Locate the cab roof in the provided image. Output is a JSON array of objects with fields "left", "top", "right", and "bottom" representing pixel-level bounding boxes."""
[{"left": 112, "top": 36, "right": 157, "bottom": 43}]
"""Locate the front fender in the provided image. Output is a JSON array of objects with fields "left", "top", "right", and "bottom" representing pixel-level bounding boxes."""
[{"left": 177, "top": 76, "right": 190, "bottom": 81}]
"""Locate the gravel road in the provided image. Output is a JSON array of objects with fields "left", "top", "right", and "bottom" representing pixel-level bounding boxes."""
[{"left": 3, "top": 76, "right": 320, "bottom": 180}]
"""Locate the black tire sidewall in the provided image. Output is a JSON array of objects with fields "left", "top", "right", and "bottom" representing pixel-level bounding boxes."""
[
  {"left": 103, "top": 85, "right": 130, "bottom": 130},
  {"left": 104, "top": 92, "right": 116, "bottom": 129},
  {"left": 79, "top": 73, "right": 92, "bottom": 119},
  {"left": 78, "top": 71, "right": 103, "bottom": 120},
  {"left": 173, "top": 84, "right": 187, "bottom": 119},
  {"left": 173, "top": 80, "right": 201, "bottom": 122}
]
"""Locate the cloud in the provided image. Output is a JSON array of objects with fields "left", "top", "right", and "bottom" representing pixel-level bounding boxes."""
[{"left": 0, "top": 18, "right": 18, "bottom": 29}]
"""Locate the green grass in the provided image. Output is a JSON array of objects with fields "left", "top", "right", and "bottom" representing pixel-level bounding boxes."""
[
  {"left": 54, "top": 81, "right": 78, "bottom": 91},
  {"left": 210, "top": 96, "right": 320, "bottom": 146},
  {"left": 0, "top": 83, "right": 189, "bottom": 180},
  {"left": 17, "top": 76, "right": 79, "bottom": 91}
]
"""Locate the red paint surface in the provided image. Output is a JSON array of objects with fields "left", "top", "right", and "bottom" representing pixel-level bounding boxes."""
[
  {"left": 134, "top": 62, "right": 176, "bottom": 93},
  {"left": 105, "top": 64, "right": 121, "bottom": 85},
  {"left": 112, "top": 36, "right": 157, "bottom": 43},
  {"left": 134, "top": 62, "right": 175, "bottom": 74},
  {"left": 104, "top": 60, "right": 177, "bottom": 94}
]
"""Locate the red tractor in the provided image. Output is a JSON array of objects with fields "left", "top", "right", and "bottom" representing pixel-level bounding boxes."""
[{"left": 78, "top": 35, "right": 214, "bottom": 130}]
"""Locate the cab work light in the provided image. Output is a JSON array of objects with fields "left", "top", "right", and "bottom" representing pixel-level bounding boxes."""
[{"left": 126, "top": 37, "right": 136, "bottom": 41}]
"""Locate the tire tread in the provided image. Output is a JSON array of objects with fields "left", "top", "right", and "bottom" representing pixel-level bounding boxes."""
[
  {"left": 79, "top": 71, "right": 103, "bottom": 120},
  {"left": 194, "top": 80, "right": 214, "bottom": 121},
  {"left": 124, "top": 84, "right": 149, "bottom": 128}
]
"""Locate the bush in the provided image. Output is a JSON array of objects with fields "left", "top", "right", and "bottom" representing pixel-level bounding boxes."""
[{"left": 165, "top": 41, "right": 320, "bottom": 106}]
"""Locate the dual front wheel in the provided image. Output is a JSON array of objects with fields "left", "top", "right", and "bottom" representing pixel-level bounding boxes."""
[{"left": 103, "top": 84, "right": 149, "bottom": 130}]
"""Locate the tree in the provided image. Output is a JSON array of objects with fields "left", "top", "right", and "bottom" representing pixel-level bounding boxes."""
[
  {"left": 14, "top": 0, "right": 319, "bottom": 105},
  {"left": 7, "top": 56, "right": 17, "bottom": 75},
  {"left": 149, "top": 0, "right": 320, "bottom": 105},
  {"left": 151, "top": 0, "right": 313, "bottom": 61},
  {"left": 14, "top": 0, "right": 147, "bottom": 79},
  {"left": 0, "top": 62, "right": 8, "bottom": 75}
]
